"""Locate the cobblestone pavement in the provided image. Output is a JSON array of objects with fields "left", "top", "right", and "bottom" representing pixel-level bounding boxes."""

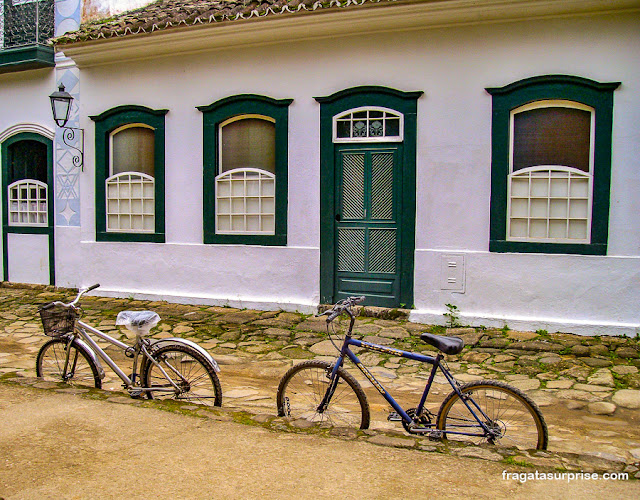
[{"left": 1, "top": 284, "right": 639, "bottom": 478}]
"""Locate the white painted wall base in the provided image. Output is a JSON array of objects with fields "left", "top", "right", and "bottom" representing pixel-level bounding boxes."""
[
  {"left": 412, "top": 249, "right": 640, "bottom": 337},
  {"left": 89, "top": 288, "right": 317, "bottom": 315},
  {"left": 409, "top": 309, "right": 640, "bottom": 338}
]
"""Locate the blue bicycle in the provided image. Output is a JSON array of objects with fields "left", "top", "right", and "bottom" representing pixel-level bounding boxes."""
[{"left": 277, "top": 296, "right": 548, "bottom": 450}]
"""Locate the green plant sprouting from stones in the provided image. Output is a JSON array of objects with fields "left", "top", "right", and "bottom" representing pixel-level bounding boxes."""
[{"left": 444, "top": 303, "right": 460, "bottom": 328}]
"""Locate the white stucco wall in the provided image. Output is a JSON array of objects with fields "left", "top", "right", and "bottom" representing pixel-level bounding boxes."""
[
  {"left": 0, "top": 69, "right": 56, "bottom": 143},
  {"left": 58, "top": 12, "right": 639, "bottom": 334}
]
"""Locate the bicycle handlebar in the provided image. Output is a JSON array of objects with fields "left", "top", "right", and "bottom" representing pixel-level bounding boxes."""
[
  {"left": 318, "top": 296, "right": 365, "bottom": 323},
  {"left": 41, "top": 284, "right": 100, "bottom": 310}
]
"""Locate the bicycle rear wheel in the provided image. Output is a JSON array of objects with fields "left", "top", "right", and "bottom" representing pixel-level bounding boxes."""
[
  {"left": 276, "top": 360, "right": 370, "bottom": 429},
  {"left": 436, "top": 380, "right": 548, "bottom": 450},
  {"left": 36, "top": 337, "right": 102, "bottom": 389},
  {"left": 142, "top": 344, "right": 222, "bottom": 407}
]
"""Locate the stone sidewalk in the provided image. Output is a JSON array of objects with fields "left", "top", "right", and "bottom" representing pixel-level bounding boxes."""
[{"left": 1, "top": 283, "right": 639, "bottom": 477}]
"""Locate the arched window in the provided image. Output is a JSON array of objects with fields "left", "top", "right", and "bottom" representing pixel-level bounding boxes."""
[
  {"left": 106, "top": 124, "right": 156, "bottom": 232},
  {"left": 507, "top": 100, "right": 594, "bottom": 243},
  {"left": 214, "top": 115, "right": 276, "bottom": 234},
  {"left": 199, "top": 94, "right": 292, "bottom": 245},
  {"left": 91, "top": 105, "right": 168, "bottom": 242},
  {"left": 486, "top": 75, "right": 619, "bottom": 255}
]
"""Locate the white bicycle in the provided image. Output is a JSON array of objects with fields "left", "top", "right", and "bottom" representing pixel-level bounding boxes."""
[{"left": 35, "top": 284, "right": 222, "bottom": 407}]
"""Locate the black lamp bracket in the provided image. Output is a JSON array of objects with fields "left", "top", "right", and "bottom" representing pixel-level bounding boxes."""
[{"left": 61, "top": 126, "right": 85, "bottom": 171}]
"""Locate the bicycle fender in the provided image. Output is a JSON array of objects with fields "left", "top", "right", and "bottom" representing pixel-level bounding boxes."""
[
  {"left": 73, "top": 337, "right": 106, "bottom": 379},
  {"left": 150, "top": 338, "right": 220, "bottom": 373}
]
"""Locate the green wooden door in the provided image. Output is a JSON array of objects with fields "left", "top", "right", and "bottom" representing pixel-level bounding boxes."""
[
  {"left": 1, "top": 133, "right": 55, "bottom": 284},
  {"left": 334, "top": 145, "right": 402, "bottom": 307}
]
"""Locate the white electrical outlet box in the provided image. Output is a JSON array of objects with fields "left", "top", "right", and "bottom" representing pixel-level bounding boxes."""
[{"left": 440, "top": 254, "right": 465, "bottom": 292}]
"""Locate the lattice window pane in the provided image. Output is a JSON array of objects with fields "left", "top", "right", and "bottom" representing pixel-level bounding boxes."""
[
  {"left": 215, "top": 169, "right": 275, "bottom": 235},
  {"left": 369, "top": 229, "right": 396, "bottom": 273},
  {"left": 341, "top": 153, "right": 365, "bottom": 219},
  {"left": 370, "top": 153, "right": 394, "bottom": 220},
  {"left": 106, "top": 173, "right": 155, "bottom": 233},
  {"left": 337, "top": 228, "right": 365, "bottom": 272},
  {"left": 8, "top": 180, "right": 47, "bottom": 227}
]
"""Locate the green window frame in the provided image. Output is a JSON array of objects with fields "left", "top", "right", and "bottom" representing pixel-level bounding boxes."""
[
  {"left": 198, "top": 94, "right": 292, "bottom": 246},
  {"left": 486, "top": 75, "right": 620, "bottom": 255},
  {"left": 90, "top": 105, "right": 168, "bottom": 243}
]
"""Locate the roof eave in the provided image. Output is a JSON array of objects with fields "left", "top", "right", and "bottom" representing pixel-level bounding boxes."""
[{"left": 57, "top": 0, "right": 640, "bottom": 68}]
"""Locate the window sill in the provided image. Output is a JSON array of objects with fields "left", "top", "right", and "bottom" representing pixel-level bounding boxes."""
[
  {"left": 96, "top": 232, "right": 165, "bottom": 243},
  {"left": 490, "top": 240, "right": 606, "bottom": 255},
  {"left": 204, "top": 233, "right": 287, "bottom": 246},
  {"left": 6, "top": 225, "right": 50, "bottom": 235}
]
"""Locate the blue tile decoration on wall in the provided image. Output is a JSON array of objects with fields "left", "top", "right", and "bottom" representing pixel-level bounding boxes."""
[
  {"left": 55, "top": 64, "right": 81, "bottom": 226},
  {"left": 55, "top": 0, "right": 80, "bottom": 37},
  {"left": 54, "top": 0, "right": 81, "bottom": 226}
]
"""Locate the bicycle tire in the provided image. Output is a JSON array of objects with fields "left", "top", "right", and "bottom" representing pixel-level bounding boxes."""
[
  {"left": 142, "top": 343, "right": 222, "bottom": 407},
  {"left": 436, "top": 380, "right": 548, "bottom": 450},
  {"left": 36, "top": 337, "right": 102, "bottom": 389},
  {"left": 276, "top": 360, "right": 370, "bottom": 429}
]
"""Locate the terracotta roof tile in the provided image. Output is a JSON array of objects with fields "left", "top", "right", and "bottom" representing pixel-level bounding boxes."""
[{"left": 55, "top": 0, "right": 403, "bottom": 45}]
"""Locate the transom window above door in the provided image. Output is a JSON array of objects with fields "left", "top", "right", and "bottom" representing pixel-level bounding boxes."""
[{"left": 333, "top": 107, "right": 403, "bottom": 143}]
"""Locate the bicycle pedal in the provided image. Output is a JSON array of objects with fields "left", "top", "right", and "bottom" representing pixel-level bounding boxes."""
[
  {"left": 407, "top": 425, "right": 430, "bottom": 434},
  {"left": 387, "top": 412, "right": 402, "bottom": 422},
  {"left": 128, "top": 389, "right": 143, "bottom": 398},
  {"left": 428, "top": 430, "right": 444, "bottom": 441}
]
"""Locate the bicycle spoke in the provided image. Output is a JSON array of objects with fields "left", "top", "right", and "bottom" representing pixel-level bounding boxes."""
[
  {"left": 144, "top": 345, "right": 221, "bottom": 407},
  {"left": 438, "top": 383, "right": 546, "bottom": 450},
  {"left": 278, "top": 363, "right": 367, "bottom": 428},
  {"left": 37, "top": 338, "right": 100, "bottom": 388}
]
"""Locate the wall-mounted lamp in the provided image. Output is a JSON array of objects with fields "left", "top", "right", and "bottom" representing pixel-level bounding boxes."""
[{"left": 49, "top": 84, "right": 84, "bottom": 170}]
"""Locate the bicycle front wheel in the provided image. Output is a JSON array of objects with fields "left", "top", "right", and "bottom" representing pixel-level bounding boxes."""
[
  {"left": 436, "top": 380, "right": 548, "bottom": 450},
  {"left": 276, "top": 360, "right": 370, "bottom": 429},
  {"left": 36, "top": 337, "right": 102, "bottom": 389},
  {"left": 142, "top": 344, "right": 222, "bottom": 407}
]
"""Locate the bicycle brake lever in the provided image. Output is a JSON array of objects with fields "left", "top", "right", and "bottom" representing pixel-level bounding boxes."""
[{"left": 326, "top": 309, "right": 343, "bottom": 323}]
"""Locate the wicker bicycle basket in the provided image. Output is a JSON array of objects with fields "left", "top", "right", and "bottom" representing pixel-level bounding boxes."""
[{"left": 38, "top": 305, "right": 77, "bottom": 337}]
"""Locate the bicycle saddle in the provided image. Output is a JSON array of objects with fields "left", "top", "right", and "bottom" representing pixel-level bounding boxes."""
[
  {"left": 420, "top": 333, "right": 464, "bottom": 355},
  {"left": 116, "top": 311, "right": 160, "bottom": 336}
]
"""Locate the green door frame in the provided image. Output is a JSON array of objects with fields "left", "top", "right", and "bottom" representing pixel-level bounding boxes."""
[
  {"left": 315, "top": 86, "right": 423, "bottom": 307},
  {"left": 1, "top": 132, "right": 55, "bottom": 284}
]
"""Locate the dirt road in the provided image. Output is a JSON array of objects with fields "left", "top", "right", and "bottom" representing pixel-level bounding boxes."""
[{"left": 1, "top": 384, "right": 637, "bottom": 500}]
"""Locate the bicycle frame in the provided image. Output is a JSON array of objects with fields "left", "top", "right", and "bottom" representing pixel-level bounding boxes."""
[
  {"left": 323, "top": 315, "right": 495, "bottom": 439},
  {"left": 65, "top": 319, "right": 184, "bottom": 394}
]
